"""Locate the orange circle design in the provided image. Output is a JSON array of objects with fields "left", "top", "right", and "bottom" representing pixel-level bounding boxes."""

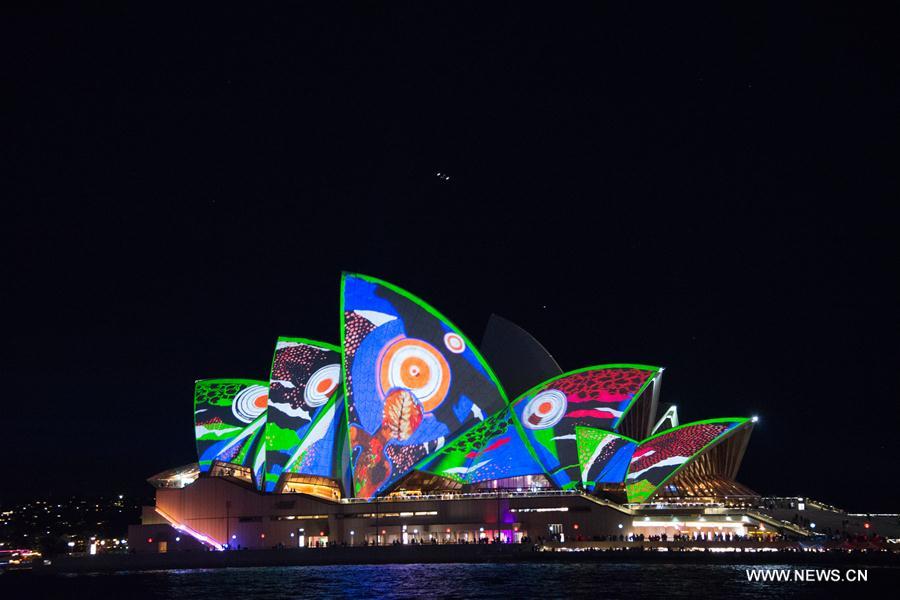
[
  {"left": 380, "top": 338, "right": 451, "bottom": 412},
  {"left": 399, "top": 356, "right": 430, "bottom": 388}
]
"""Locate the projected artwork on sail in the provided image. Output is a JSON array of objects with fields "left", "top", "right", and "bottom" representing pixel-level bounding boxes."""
[
  {"left": 264, "top": 338, "right": 342, "bottom": 492},
  {"left": 625, "top": 419, "right": 747, "bottom": 503},
  {"left": 193, "top": 379, "right": 268, "bottom": 476},
  {"left": 574, "top": 427, "right": 637, "bottom": 489},
  {"left": 342, "top": 273, "right": 507, "bottom": 498},
  {"left": 512, "top": 365, "right": 659, "bottom": 489},
  {"left": 419, "top": 407, "right": 544, "bottom": 484}
]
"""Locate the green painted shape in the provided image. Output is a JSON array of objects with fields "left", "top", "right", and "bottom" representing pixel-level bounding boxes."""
[
  {"left": 626, "top": 479, "right": 656, "bottom": 503},
  {"left": 575, "top": 426, "right": 638, "bottom": 486},
  {"left": 575, "top": 427, "right": 609, "bottom": 481},
  {"left": 265, "top": 422, "right": 301, "bottom": 452},
  {"left": 531, "top": 426, "right": 558, "bottom": 459},
  {"left": 194, "top": 378, "right": 262, "bottom": 407}
]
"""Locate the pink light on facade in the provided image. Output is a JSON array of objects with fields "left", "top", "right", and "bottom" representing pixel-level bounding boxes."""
[{"left": 154, "top": 507, "right": 224, "bottom": 551}]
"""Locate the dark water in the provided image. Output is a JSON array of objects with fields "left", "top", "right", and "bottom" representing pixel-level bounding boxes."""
[{"left": 2, "top": 563, "right": 898, "bottom": 599}]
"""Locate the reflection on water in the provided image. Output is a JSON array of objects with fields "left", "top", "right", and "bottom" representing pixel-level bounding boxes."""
[{"left": 2, "top": 562, "right": 898, "bottom": 599}]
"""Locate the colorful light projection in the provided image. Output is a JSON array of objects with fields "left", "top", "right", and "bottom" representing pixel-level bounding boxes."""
[
  {"left": 264, "top": 338, "right": 343, "bottom": 492},
  {"left": 512, "top": 365, "right": 659, "bottom": 489},
  {"left": 342, "top": 273, "right": 507, "bottom": 498},
  {"left": 625, "top": 418, "right": 748, "bottom": 503},
  {"left": 574, "top": 427, "right": 637, "bottom": 489},
  {"left": 193, "top": 379, "right": 269, "bottom": 475},
  {"left": 418, "top": 408, "right": 544, "bottom": 484},
  {"left": 188, "top": 275, "right": 754, "bottom": 505}
]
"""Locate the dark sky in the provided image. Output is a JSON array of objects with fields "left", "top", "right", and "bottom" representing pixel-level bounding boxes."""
[{"left": 3, "top": 5, "right": 898, "bottom": 512}]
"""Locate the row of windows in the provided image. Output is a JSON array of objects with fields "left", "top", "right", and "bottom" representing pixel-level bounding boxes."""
[
  {"left": 236, "top": 509, "right": 444, "bottom": 522},
  {"left": 344, "top": 510, "right": 439, "bottom": 518}
]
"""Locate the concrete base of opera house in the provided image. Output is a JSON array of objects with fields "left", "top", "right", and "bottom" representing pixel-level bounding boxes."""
[
  {"left": 129, "top": 475, "right": 648, "bottom": 553},
  {"left": 116, "top": 475, "right": 900, "bottom": 559},
  {"left": 34, "top": 542, "right": 900, "bottom": 574}
]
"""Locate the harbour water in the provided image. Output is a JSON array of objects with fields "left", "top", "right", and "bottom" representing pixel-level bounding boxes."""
[{"left": 2, "top": 562, "right": 898, "bottom": 599}]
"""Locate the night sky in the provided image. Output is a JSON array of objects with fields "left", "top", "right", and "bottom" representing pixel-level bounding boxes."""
[{"left": 3, "top": 5, "right": 898, "bottom": 512}]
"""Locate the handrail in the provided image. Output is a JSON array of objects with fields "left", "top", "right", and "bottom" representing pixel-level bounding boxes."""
[
  {"left": 745, "top": 510, "right": 814, "bottom": 537},
  {"left": 576, "top": 493, "right": 635, "bottom": 515},
  {"left": 340, "top": 489, "right": 639, "bottom": 517},
  {"left": 341, "top": 489, "right": 583, "bottom": 504}
]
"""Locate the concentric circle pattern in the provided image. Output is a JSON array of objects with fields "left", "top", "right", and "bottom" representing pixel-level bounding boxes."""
[
  {"left": 443, "top": 332, "right": 466, "bottom": 354},
  {"left": 304, "top": 364, "right": 341, "bottom": 407},
  {"left": 380, "top": 338, "right": 451, "bottom": 412},
  {"left": 522, "top": 389, "right": 567, "bottom": 430},
  {"left": 232, "top": 384, "right": 269, "bottom": 423}
]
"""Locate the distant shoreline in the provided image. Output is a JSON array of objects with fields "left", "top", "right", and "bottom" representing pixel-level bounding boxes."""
[{"left": 23, "top": 544, "right": 900, "bottom": 574}]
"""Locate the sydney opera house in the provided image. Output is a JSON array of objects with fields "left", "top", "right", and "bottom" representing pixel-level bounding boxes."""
[{"left": 129, "top": 273, "right": 781, "bottom": 553}]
